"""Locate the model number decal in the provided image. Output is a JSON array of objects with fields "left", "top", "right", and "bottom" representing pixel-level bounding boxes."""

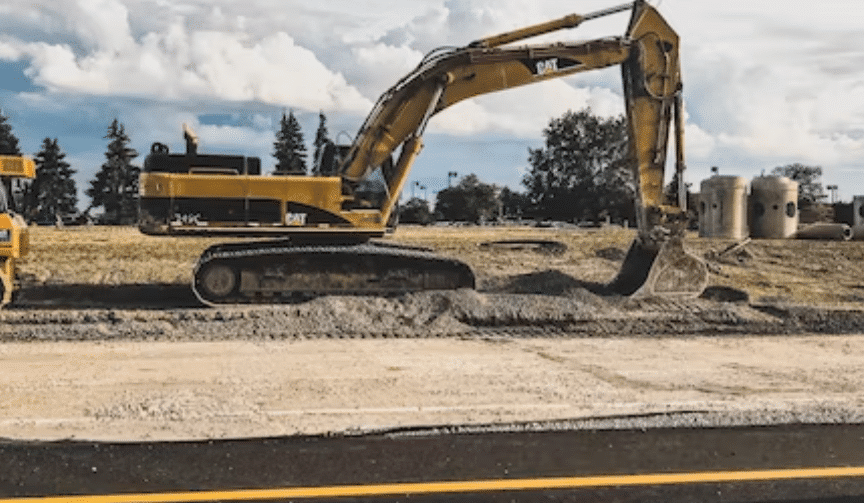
[
  {"left": 285, "top": 212, "right": 308, "bottom": 226},
  {"left": 172, "top": 213, "right": 204, "bottom": 226}
]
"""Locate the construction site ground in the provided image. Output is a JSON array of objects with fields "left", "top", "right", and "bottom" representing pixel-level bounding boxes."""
[{"left": 4, "top": 224, "right": 864, "bottom": 441}]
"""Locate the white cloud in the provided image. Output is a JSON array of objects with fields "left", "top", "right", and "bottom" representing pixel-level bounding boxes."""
[
  {"left": 683, "top": 123, "right": 716, "bottom": 160},
  {"left": 0, "top": 42, "right": 23, "bottom": 60},
  {"left": 4, "top": 0, "right": 864, "bottom": 195},
  {"left": 71, "top": 0, "right": 136, "bottom": 51},
  {"left": 196, "top": 123, "right": 273, "bottom": 152},
  {"left": 431, "top": 79, "right": 624, "bottom": 137},
  {"left": 348, "top": 43, "right": 423, "bottom": 97},
  {"left": 0, "top": 0, "right": 372, "bottom": 112}
]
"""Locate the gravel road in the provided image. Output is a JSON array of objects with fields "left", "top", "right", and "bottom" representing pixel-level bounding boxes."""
[{"left": 2, "top": 333, "right": 864, "bottom": 441}]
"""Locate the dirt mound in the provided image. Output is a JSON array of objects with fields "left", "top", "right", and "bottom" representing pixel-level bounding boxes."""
[
  {"left": 6, "top": 284, "right": 864, "bottom": 343},
  {"left": 481, "top": 269, "right": 608, "bottom": 296}
]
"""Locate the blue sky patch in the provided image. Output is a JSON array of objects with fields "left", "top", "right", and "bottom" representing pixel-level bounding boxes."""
[{"left": 0, "top": 61, "right": 39, "bottom": 94}]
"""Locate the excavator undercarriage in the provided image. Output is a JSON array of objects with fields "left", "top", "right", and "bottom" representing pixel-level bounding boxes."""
[{"left": 192, "top": 239, "right": 475, "bottom": 305}]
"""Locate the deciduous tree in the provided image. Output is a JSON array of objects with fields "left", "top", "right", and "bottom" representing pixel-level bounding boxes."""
[
  {"left": 498, "top": 187, "right": 531, "bottom": 219},
  {"left": 398, "top": 197, "right": 433, "bottom": 225},
  {"left": 435, "top": 174, "right": 499, "bottom": 223},
  {"left": 770, "top": 163, "right": 826, "bottom": 204},
  {"left": 522, "top": 109, "right": 633, "bottom": 224}
]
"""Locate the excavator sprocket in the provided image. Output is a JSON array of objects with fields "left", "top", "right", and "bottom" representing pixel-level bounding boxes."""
[
  {"left": 607, "top": 236, "right": 708, "bottom": 299},
  {"left": 192, "top": 240, "right": 476, "bottom": 306}
]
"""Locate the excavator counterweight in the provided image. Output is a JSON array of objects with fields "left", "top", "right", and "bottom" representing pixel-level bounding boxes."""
[{"left": 138, "top": 1, "right": 707, "bottom": 304}]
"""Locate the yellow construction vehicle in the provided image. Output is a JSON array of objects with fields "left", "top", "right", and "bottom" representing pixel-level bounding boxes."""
[
  {"left": 139, "top": 0, "right": 707, "bottom": 305},
  {"left": 0, "top": 155, "right": 35, "bottom": 306}
]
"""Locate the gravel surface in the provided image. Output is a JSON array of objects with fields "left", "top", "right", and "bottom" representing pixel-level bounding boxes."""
[{"left": 2, "top": 335, "right": 864, "bottom": 441}]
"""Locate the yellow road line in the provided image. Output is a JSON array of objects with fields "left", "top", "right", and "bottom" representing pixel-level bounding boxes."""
[{"left": 4, "top": 466, "right": 864, "bottom": 502}]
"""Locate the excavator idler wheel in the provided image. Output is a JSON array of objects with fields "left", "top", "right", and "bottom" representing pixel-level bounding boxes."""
[
  {"left": 196, "top": 262, "right": 238, "bottom": 300},
  {"left": 607, "top": 237, "right": 708, "bottom": 299}
]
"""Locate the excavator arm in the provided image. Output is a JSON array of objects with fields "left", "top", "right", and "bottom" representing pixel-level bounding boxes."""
[
  {"left": 340, "top": 2, "right": 674, "bottom": 226},
  {"left": 341, "top": 35, "right": 633, "bottom": 223},
  {"left": 337, "top": 1, "right": 706, "bottom": 297}
]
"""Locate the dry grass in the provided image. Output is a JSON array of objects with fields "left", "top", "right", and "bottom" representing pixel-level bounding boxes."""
[
  {"left": 391, "top": 224, "right": 634, "bottom": 287},
  {"left": 687, "top": 236, "right": 864, "bottom": 306},
  {"left": 18, "top": 224, "right": 864, "bottom": 306},
  {"left": 20, "top": 226, "right": 230, "bottom": 285}
]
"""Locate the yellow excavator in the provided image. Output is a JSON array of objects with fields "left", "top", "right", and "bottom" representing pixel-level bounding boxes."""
[
  {"left": 139, "top": 0, "right": 707, "bottom": 305},
  {"left": 0, "top": 155, "right": 35, "bottom": 307}
]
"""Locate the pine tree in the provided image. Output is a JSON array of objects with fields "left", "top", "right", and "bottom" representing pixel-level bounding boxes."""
[
  {"left": 0, "top": 109, "right": 21, "bottom": 156},
  {"left": 312, "top": 111, "right": 332, "bottom": 176},
  {"left": 0, "top": 109, "right": 24, "bottom": 214},
  {"left": 87, "top": 119, "right": 140, "bottom": 224},
  {"left": 273, "top": 110, "right": 307, "bottom": 175},
  {"left": 30, "top": 138, "right": 77, "bottom": 223}
]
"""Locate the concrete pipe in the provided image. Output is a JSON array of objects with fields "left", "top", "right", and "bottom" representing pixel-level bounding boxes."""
[{"left": 795, "top": 223, "right": 853, "bottom": 241}]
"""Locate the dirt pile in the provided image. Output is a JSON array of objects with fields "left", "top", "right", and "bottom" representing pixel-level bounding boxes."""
[{"left": 4, "top": 286, "right": 864, "bottom": 342}]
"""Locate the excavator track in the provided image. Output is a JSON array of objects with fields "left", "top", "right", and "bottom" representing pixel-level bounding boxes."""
[{"left": 192, "top": 240, "right": 476, "bottom": 306}]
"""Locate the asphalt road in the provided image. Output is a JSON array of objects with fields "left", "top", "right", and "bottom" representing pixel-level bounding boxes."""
[{"left": 2, "top": 423, "right": 864, "bottom": 502}]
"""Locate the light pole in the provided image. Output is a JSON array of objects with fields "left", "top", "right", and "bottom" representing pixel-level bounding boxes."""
[{"left": 447, "top": 171, "right": 458, "bottom": 187}]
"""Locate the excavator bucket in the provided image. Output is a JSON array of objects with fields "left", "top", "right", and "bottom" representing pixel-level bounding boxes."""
[{"left": 607, "top": 237, "right": 708, "bottom": 298}]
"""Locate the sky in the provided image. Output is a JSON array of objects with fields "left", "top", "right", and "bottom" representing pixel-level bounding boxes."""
[{"left": 0, "top": 0, "right": 862, "bottom": 208}]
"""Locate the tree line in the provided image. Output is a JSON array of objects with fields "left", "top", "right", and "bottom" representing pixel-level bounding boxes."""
[
  {"left": 401, "top": 109, "right": 829, "bottom": 225},
  {"left": 0, "top": 106, "right": 828, "bottom": 227},
  {"left": 273, "top": 110, "right": 337, "bottom": 176},
  {"left": 401, "top": 109, "right": 635, "bottom": 225},
  {"left": 0, "top": 112, "right": 140, "bottom": 225}
]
